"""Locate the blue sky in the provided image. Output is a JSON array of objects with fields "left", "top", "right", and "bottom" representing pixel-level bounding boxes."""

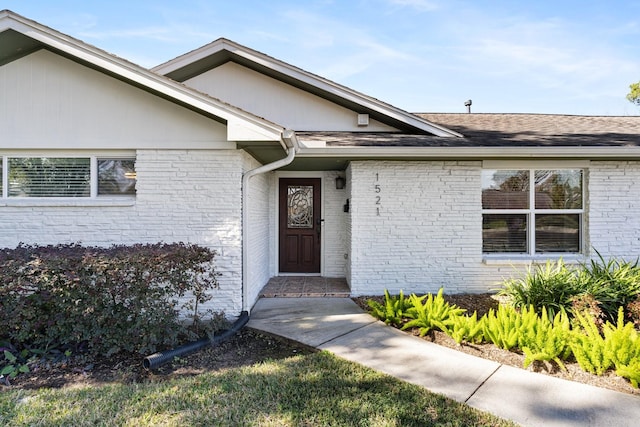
[{"left": 4, "top": 0, "right": 640, "bottom": 115}]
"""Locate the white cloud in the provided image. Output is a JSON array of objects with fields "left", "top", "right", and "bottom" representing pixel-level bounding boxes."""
[
  {"left": 446, "top": 14, "right": 639, "bottom": 101},
  {"left": 387, "top": 0, "right": 439, "bottom": 12},
  {"left": 277, "top": 9, "right": 417, "bottom": 81}
]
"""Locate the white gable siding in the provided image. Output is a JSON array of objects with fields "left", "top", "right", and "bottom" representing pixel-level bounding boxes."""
[
  {"left": 185, "top": 62, "right": 398, "bottom": 132},
  {"left": 0, "top": 50, "right": 228, "bottom": 149}
]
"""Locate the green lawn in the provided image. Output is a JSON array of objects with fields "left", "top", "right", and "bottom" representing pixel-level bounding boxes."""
[{"left": 0, "top": 351, "right": 515, "bottom": 427}]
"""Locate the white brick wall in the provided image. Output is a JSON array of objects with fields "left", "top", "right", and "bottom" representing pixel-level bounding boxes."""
[
  {"left": 243, "top": 151, "right": 273, "bottom": 309},
  {"left": 0, "top": 149, "right": 246, "bottom": 316},
  {"left": 322, "top": 170, "right": 349, "bottom": 277},
  {"left": 7, "top": 154, "right": 640, "bottom": 313},
  {"left": 348, "top": 161, "right": 524, "bottom": 296},
  {"left": 588, "top": 161, "right": 640, "bottom": 259}
]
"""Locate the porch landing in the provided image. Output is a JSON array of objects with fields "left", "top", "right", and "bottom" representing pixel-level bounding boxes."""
[{"left": 259, "top": 276, "right": 350, "bottom": 298}]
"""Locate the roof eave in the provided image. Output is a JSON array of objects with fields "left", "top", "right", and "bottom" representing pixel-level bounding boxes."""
[{"left": 296, "top": 146, "right": 640, "bottom": 160}]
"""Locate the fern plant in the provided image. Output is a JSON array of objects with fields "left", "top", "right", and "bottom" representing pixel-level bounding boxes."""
[
  {"left": 445, "top": 311, "right": 484, "bottom": 345},
  {"left": 518, "top": 306, "right": 571, "bottom": 371},
  {"left": 569, "top": 310, "right": 612, "bottom": 375},
  {"left": 401, "top": 289, "right": 466, "bottom": 337},
  {"left": 602, "top": 307, "right": 640, "bottom": 388},
  {"left": 482, "top": 305, "right": 521, "bottom": 351},
  {"left": 367, "top": 290, "right": 413, "bottom": 327}
]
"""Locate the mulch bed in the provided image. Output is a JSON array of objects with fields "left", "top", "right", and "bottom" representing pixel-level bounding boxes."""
[{"left": 3, "top": 294, "right": 638, "bottom": 397}]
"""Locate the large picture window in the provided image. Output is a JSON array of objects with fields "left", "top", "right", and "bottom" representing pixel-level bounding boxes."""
[
  {"left": 482, "top": 169, "right": 583, "bottom": 254},
  {"left": 1, "top": 156, "right": 136, "bottom": 198}
]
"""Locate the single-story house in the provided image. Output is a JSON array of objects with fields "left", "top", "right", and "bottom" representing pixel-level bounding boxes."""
[{"left": 2, "top": 10, "right": 640, "bottom": 317}]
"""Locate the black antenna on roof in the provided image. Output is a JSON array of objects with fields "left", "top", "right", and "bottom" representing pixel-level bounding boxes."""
[{"left": 464, "top": 99, "right": 472, "bottom": 113}]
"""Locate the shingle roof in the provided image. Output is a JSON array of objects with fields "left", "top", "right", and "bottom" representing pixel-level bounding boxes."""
[
  {"left": 418, "top": 113, "right": 640, "bottom": 146},
  {"left": 298, "top": 114, "right": 640, "bottom": 148}
]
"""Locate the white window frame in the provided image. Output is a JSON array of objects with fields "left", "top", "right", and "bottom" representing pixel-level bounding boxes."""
[
  {"left": 0, "top": 151, "right": 136, "bottom": 206},
  {"left": 482, "top": 161, "right": 587, "bottom": 259}
]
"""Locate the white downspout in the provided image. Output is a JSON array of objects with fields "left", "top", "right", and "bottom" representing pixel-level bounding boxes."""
[{"left": 241, "top": 129, "right": 299, "bottom": 313}]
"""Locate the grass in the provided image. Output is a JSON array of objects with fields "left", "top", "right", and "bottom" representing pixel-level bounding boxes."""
[{"left": 0, "top": 352, "right": 516, "bottom": 427}]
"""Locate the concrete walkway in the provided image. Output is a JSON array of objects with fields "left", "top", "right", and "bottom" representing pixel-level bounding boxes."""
[{"left": 247, "top": 297, "right": 640, "bottom": 427}]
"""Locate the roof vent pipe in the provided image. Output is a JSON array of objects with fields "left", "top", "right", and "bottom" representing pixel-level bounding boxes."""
[{"left": 464, "top": 99, "right": 472, "bottom": 113}]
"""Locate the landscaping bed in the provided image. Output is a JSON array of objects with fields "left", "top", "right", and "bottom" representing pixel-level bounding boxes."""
[
  {"left": 4, "top": 294, "right": 637, "bottom": 397},
  {"left": 354, "top": 293, "right": 640, "bottom": 397},
  {"left": 3, "top": 329, "right": 311, "bottom": 389}
]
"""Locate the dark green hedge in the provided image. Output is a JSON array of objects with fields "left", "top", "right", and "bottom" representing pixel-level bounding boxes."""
[{"left": 0, "top": 243, "right": 220, "bottom": 356}]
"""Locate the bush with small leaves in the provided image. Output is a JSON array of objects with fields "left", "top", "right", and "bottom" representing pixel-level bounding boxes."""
[{"left": 0, "top": 243, "right": 220, "bottom": 357}]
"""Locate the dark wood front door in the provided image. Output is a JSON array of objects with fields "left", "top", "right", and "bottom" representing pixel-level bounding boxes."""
[{"left": 279, "top": 178, "right": 321, "bottom": 273}]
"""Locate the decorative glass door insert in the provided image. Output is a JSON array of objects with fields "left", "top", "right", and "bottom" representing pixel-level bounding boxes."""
[{"left": 287, "top": 185, "right": 313, "bottom": 228}]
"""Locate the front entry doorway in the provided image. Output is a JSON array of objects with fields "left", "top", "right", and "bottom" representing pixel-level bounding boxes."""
[{"left": 279, "top": 178, "right": 321, "bottom": 273}]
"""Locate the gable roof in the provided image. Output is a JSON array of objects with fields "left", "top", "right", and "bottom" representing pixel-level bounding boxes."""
[
  {"left": 0, "top": 10, "right": 286, "bottom": 143},
  {"left": 152, "top": 38, "right": 462, "bottom": 138}
]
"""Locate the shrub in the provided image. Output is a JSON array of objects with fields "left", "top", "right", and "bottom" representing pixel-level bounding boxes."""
[
  {"left": 570, "top": 293, "right": 606, "bottom": 329},
  {"left": 627, "top": 298, "right": 640, "bottom": 329},
  {"left": 401, "top": 288, "right": 466, "bottom": 337},
  {"left": 499, "top": 254, "right": 640, "bottom": 324},
  {"left": 0, "top": 243, "right": 220, "bottom": 356},
  {"left": 482, "top": 305, "right": 521, "bottom": 351},
  {"left": 367, "top": 290, "right": 413, "bottom": 327},
  {"left": 445, "top": 312, "right": 484, "bottom": 345},
  {"left": 581, "top": 253, "right": 640, "bottom": 323},
  {"left": 517, "top": 307, "right": 571, "bottom": 371},
  {"left": 602, "top": 308, "right": 640, "bottom": 387},
  {"left": 569, "top": 310, "right": 612, "bottom": 375},
  {"left": 498, "top": 260, "right": 582, "bottom": 320}
]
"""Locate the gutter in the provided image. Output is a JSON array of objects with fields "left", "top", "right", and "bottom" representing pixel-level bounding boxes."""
[
  {"left": 241, "top": 130, "right": 299, "bottom": 313},
  {"left": 295, "top": 146, "right": 640, "bottom": 160}
]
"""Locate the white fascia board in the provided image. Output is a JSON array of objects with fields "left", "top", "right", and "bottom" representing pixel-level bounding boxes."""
[
  {"left": 3, "top": 14, "right": 283, "bottom": 143},
  {"left": 295, "top": 146, "right": 640, "bottom": 159},
  {"left": 152, "top": 39, "right": 230, "bottom": 74}
]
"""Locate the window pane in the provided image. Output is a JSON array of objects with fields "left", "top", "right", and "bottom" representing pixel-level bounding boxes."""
[
  {"left": 8, "top": 158, "right": 90, "bottom": 197},
  {"left": 482, "top": 170, "right": 529, "bottom": 209},
  {"left": 483, "top": 214, "right": 528, "bottom": 253},
  {"left": 98, "top": 159, "right": 136, "bottom": 195},
  {"left": 535, "top": 214, "right": 580, "bottom": 253},
  {"left": 535, "top": 170, "right": 582, "bottom": 209},
  {"left": 287, "top": 185, "right": 313, "bottom": 228}
]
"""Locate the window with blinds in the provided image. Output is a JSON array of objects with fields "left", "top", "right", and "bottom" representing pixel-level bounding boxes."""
[
  {"left": 9, "top": 158, "right": 91, "bottom": 197},
  {"left": 482, "top": 169, "right": 583, "bottom": 254},
  {"left": 1, "top": 156, "right": 136, "bottom": 198}
]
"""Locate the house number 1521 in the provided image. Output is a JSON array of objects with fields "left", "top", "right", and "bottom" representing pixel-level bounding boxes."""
[{"left": 375, "top": 173, "right": 381, "bottom": 216}]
